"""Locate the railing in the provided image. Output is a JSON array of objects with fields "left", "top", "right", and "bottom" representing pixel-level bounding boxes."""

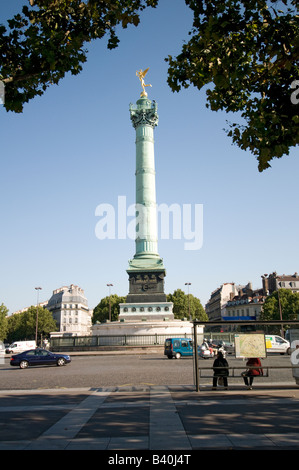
[
  {"left": 50, "top": 333, "right": 192, "bottom": 350},
  {"left": 50, "top": 331, "right": 236, "bottom": 350}
]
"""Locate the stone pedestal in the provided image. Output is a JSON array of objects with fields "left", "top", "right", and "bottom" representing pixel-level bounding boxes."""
[{"left": 126, "top": 271, "right": 167, "bottom": 303}]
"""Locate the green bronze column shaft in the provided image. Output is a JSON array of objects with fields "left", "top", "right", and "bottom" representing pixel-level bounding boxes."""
[
  {"left": 125, "top": 70, "right": 167, "bottom": 304},
  {"left": 128, "top": 94, "right": 164, "bottom": 272}
]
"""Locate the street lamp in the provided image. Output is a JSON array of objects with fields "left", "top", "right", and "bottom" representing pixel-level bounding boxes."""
[
  {"left": 35, "top": 287, "right": 42, "bottom": 345},
  {"left": 277, "top": 289, "right": 284, "bottom": 337},
  {"left": 107, "top": 284, "right": 113, "bottom": 321},
  {"left": 185, "top": 283, "right": 191, "bottom": 321}
]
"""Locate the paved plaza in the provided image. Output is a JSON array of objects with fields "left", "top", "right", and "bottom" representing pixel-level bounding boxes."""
[{"left": 1, "top": 383, "right": 299, "bottom": 451}]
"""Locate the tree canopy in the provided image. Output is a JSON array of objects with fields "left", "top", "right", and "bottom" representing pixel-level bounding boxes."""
[
  {"left": 166, "top": 0, "right": 299, "bottom": 171},
  {"left": 0, "top": 0, "right": 158, "bottom": 113},
  {"left": 1, "top": 0, "right": 298, "bottom": 170},
  {"left": 92, "top": 294, "right": 126, "bottom": 323},
  {"left": 260, "top": 288, "right": 299, "bottom": 333},
  {"left": 6, "top": 306, "right": 57, "bottom": 343},
  {"left": 167, "top": 288, "right": 208, "bottom": 321},
  {"left": 0, "top": 303, "right": 9, "bottom": 342}
]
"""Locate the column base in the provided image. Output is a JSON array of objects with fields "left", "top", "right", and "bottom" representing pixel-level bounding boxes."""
[{"left": 127, "top": 253, "right": 165, "bottom": 272}]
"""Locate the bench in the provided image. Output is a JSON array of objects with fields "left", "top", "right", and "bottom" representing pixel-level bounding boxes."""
[{"left": 199, "top": 366, "right": 268, "bottom": 379}]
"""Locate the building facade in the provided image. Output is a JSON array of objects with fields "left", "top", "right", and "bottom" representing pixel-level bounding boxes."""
[
  {"left": 262, "top": 272, "right": 299, "bottom": 295},
  {"left": 47, "top": 284, "right": 92, "bottom": 336},
  {"left": 205, "top": 283, "right": 239, "bottom": 322},
  {"left": 224, "top": 289, "right": 266, "bottom": 323}
]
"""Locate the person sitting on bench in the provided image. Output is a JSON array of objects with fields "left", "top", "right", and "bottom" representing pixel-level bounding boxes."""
[{"left": 242, "top": 357, "right": 263, "bottom": 389}]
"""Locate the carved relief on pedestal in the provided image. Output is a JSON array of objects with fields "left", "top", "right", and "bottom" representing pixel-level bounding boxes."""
[{"left": 128, "top": 272, "right": 165, "bottom": 295}]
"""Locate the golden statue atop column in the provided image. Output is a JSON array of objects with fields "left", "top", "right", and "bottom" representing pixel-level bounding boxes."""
[{"left": 136, "top": 68, "right": 152, "bottom": 97}]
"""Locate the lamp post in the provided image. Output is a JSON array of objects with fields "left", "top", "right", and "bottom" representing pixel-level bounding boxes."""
[
  {"left": 107, "top": 284, "right": 113, "bottom": 321},
  {"left": 185, "top": 282, "right": 191, "bottom": 321},
  {"left": 277, "top": 289, "right": 284, "bottom": 337},
  {"left": 35, "top": 287, "right": 42, "bottom": 345}
]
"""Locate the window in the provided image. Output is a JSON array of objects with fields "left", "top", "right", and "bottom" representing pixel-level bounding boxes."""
[
  {"left": 26, "top": 350, "right": 36, "bottom": 356},
  {"left": 38, "top": 350, "right": 49, "bottom": 357},
  {"left": 275, "top": 336, "right": 285, "bottom": 343}
]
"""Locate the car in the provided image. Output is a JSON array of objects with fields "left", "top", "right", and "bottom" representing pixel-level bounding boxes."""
[{"left": 10, "top": 348, "right": 71, "bottom": 369}]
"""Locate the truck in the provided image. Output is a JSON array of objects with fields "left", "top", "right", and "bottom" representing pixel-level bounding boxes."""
[
  {"left": 6, "top": 341, "right": 36, "bottom": 354},
  {"left": 265, "top": 335, "right": 290, "bottom": 354}
]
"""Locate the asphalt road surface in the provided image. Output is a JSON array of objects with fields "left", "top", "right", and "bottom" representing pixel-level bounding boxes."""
[
  {"left": 0, "top": 352, "right": 295, "bottom": 390},
  {"left": 1, "top": 352, "right": 299, "bottom": 451}
]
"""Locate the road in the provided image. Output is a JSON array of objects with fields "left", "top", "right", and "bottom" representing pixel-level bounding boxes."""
[
  {"left": 1, "top": 352, "right": 299, "bottom": 451},
  {"left": 0, "top": 352, "right": 295, "bottom": 390}
]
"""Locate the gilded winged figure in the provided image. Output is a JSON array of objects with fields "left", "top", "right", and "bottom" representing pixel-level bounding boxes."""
[{"left": 136, "top": 68, "right": 152, "bottom": 96}]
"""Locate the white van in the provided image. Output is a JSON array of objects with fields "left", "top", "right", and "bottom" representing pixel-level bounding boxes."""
[
  {"left": 6, "top": 341, "right": 36, "bottom": 354},
  {"left": 265, "top": 335, "right": 290, "bottom": 354}
]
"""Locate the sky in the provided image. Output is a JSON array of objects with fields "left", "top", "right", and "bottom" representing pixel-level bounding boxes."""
[{"left": 1, "top": 0, "right": 298, "bottom": 315}]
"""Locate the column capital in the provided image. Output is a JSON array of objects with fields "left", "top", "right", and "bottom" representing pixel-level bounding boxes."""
[{"left": 129, "top": 97, "right": 158, "bottom": 129}]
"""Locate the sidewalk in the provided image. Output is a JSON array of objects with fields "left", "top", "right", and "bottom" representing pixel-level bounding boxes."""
[{"left": 1, "top": 383, "right": 299, "bottom": 450}]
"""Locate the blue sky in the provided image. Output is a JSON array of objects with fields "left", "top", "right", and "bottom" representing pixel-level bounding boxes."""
[{"left": 1, "top": 0, "right": 298, "bottom": 314}]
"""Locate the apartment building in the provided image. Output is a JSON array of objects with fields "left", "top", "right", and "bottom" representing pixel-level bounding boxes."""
[{"left": 46, "top": 284, "right": 92, "bottom": 336}]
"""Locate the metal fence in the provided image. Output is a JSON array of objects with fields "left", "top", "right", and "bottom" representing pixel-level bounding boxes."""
[
  {"left": 50, "top": 331, "right": 237, "bottom": 350},
  {"left": 50, "top": 332, "right": 193, "bottom": 350}
]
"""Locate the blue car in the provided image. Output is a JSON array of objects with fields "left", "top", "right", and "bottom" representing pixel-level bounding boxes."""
[{"left": 10, "top": 348, "right": 71, "bottom": 369}]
